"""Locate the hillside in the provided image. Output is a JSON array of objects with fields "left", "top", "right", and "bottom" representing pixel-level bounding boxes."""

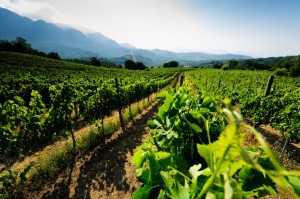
[{"left": 0, "top": 7, "right": 251, "bottom": 65}]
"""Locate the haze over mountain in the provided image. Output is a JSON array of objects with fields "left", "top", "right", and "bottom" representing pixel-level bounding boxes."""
[{"left": 0, "top": 7, "right": 251, "bottom": 65}]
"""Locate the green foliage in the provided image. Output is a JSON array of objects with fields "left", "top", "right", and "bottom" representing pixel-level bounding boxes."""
[
  {"left": 163, "top": 61, "right": 179, "bottom": 68},
  {"left": 0, "top": 51, "right": 183, "bottom": 158},
  {"left": 0, "top": 52, "right": 190, "bottom": 197},
  {"left": 213, "top": 55, "right": 299, "bottom": 75},
  {"left": 124, "top": 59, "right": 146, "bottom": 70},
  {"left": 227, "top": 60, "right": 238, "bottom": 68},
  {"left": 47, "top": 52, "right": 60, "bottom": 60},
  {"left": 290, "top": 56, "right": 300, "bottom": 77},
  {"left": 90, "top": 57, "right": 101, "bottom": 66},
  {"left": 0, "top": 163, "right": 32, "bottom": 198},
  {"left": 212, "top": 62, "right": 223, "bottom": 69},
  {"left": 274, "top": 68, "right": 288, "bottom": 76},
  {"left": 221, "top": 64, "right": 230, "bottom": 70},
  {"left": 186, "top": 69, "right": 300, "bottom": 142},
  {"left": 132, "top": 86, "right": 300, "bottom": 198},
  {"left": 46, "top": 82, "right": 75, "bottom": 135},
  {"left": 0, "top": 37, "right": 60, "bottom": 60}
]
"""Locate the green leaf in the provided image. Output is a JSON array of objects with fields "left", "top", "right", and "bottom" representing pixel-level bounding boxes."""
[
  {"left": 132, "top": 145, "right": 146, "bottom": 168},
  {"left": 160, "top": 171, "right": 175, "bottom": 188},
  {"left": 190, "top": 111, "right": 205, "bottom": 122},
  {"left": 229, "top": 161, "right": 245, "bottom": 176},
  {"left": 158, "top": 94, "right": 174, "bottom": 118},
  {"left": 155, "top": 151, "right": 172, "bottom": 170},
  {"left": 131, "top": 184, "right": 153, "bottom": 199},
  {"left": 166, "top": 117, "right": 171, "bottom": 128},
  {"left": 147, "top": 120, "right": 157, "bottom": 129},
  {"left": 155, "top": 151, "right": 171, "bottom": 160},
  {"left": 176, "top": 181, "right": 190, "bottom": 199},
  {"left": 156, "top": 91, "right": 168, "bottom": 100},
  {"left": 136, "top": 168, "right": 151, "bottom": 184},
  {"left": 197, "top": 144, "right": 212, "bottom": 169},
  {"left": 160, "top": 171, "right": 190, "bottom": 199},
  {"left": 135, "top": 168, "right": 143, "bottom": 178},
  {"left": 148, "top": 154, "right": 161, "bottom": 185},
  {"left": 288, "top": 176, "right": 300, "bottom": 196},
  {"left": 187, "top": 120, "right": 202, "bottom": 133},
  {"left": 166, "top": 130, "right": 178, "bottom": 139},
  {"left": 153, "top": 119, "right": 162, "bottom": 128}
]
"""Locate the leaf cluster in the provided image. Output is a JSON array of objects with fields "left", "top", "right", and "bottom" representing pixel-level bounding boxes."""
[{"left": 132, "top": 86, "right": 300, "bottom": 199}]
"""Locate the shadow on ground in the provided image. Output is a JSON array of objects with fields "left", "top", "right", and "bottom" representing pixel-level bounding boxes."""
[{"left": 31, "top": 101, "right": 161, "bottom": 199}]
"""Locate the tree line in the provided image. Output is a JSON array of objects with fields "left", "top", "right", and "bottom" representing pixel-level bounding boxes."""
[
  {"left": 0, "top": 37, "right": 61, "bottom": 60},
  {"left": 1, "top": 37, "right": 184, "bottom": 70},
  {"left": 211, "top": 57, "right": 300, "bottom": 77},
  {"left": 0, "top": 37, "right": 121, "bottom": 68}
]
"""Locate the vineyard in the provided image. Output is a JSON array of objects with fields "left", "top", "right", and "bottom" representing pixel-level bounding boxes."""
[
  {"left": 0, "top": 53, "right": 300, "bottom": 199},
  {"left": 0, "top": 52, "right": 184, "bottom": 158},
  {"left": 0, "top": 52, "right": 186, "bottom": 197},
  {"left": 186, "top": 69, "right": 300, "bottom": 142},
  {"left": 131, "top": 85, "right": 300, "bottom": 199}
]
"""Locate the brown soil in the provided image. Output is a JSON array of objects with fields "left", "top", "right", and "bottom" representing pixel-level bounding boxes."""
[{"left": 25, "top": 99, "right": 161, "bottom": 199}]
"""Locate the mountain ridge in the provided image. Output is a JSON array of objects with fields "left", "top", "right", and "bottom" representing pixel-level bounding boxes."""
[{"left": 0, "top": 7, "right": 252, "bottom": 65}]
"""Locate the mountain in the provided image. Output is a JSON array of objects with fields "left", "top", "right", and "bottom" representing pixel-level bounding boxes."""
[
  {"left": 0, "top": 7, "right": 128, "bottom": 58},
  {"left": 147, "top": 49, "right": 250, "bottom": 61},
  {"left": 0, "top": 7, "right": 251, "bottom": 65}
]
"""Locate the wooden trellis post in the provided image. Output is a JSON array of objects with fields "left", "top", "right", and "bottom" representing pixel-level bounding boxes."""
[{"left": 264, "top": 75, "right": 274, "bottom": 97}]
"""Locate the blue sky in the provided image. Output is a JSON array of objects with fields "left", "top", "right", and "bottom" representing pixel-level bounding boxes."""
[
  {"left": 1, "top": 0, "right": 300, "bottom": 57},
  {"left": 188, "top": 0, "right": 300, "bottom": 28}
]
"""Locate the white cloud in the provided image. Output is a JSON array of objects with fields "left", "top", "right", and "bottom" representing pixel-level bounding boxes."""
[
  {"left": 57, "top": 0, "right": 210, "bottom": 51},
  {"left": 0, "top": 0, "right": 61, "bottom": 22}
]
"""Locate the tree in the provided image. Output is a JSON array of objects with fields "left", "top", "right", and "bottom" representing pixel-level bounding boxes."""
[
  {"left": 90, "top": 57, "right": 101, "bottom": 66},
  {"left": 274, "top": 68, "right": 288, "bottom": 76},
  {"left": 212, "top": 61, "right": 223, "bottom": 69},
  {"left": 290, "top": 56, "right": 300, "bottom": 77},
  {"left": 221, "top": 64, "right": 230, "bottom": 70},
  {"left": 47, "top": 52, "right": 61, "bottom": 60},
  {"left": 0, "top": 39, "right": 13, "bottom": 52},
  {"left": 163, "top": 61, "right": 179, "bottom": 68},
  {"left": 124, "top": 59, "right": 136, "bottom": 69},
  {"left": 136, "top": 62, "right": 146, "bottom": 70},
  {"left": 124, "top": 59, "right": 146, "bottom": 70},
  {"left": 13, "top": 37, "right": 32, "bottom": 53},
  {"left": 227, "top": 60, "right": 238, "bottom": 69}
]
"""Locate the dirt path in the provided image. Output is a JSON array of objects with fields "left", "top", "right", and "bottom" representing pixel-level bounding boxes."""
[{"left": 26, "top": 100, "right": 161, "bottom": 199}]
